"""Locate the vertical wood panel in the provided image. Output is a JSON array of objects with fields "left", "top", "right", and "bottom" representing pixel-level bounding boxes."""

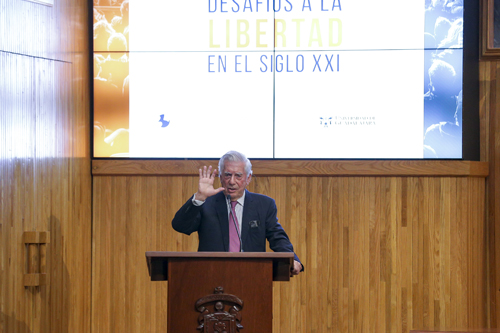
[
  {"left": 0, "top": 0, "right": 91, "bottom": 332},
  {"left": 480, "top": 58, "right": 500, "bottom": 328}
]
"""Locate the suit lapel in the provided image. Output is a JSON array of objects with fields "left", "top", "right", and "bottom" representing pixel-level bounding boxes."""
[
  {"left": 215, "top": 192, "right": 230, "bottom": 251},
  {"left": 241, "top": 190, "right": 253, "bottom": 250}
]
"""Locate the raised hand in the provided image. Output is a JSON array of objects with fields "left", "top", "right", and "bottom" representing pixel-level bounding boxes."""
[{"left": 194, "top": 166, "right": 225, "bottom": 201}]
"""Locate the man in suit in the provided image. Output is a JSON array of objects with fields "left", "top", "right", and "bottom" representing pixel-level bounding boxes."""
[{"left": 172, "top": 150, "right": 303, "bottom": 276}]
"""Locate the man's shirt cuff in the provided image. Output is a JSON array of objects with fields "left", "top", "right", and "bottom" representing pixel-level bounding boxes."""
[{"left": 192, "top": 194, "right": 205, "bottom": 206}]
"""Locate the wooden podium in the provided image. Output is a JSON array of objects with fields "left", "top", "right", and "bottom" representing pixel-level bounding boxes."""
[{"left": 146, "top": 251, "right": 294, "bottom": 332}]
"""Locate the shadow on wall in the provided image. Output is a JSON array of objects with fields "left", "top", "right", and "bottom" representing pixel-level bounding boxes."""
[
  {"left": 44, "top": 216, "right": 70, "bottom": 333},
  {"left": 0, "top": 313, "right": 32, "bottom": 333}
]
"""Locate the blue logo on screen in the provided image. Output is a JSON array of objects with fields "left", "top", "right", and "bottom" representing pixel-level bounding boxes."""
[
  {"left": 320, "top": 117, "right": 332, "bottom": 127},
  {"left": 159, "top": 114, "right": 170, "bottom": 128}
]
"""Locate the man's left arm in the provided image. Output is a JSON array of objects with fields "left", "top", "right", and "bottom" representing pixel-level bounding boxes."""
[{"left": 264, "top": 199, "right": 304, "bottom": 275}]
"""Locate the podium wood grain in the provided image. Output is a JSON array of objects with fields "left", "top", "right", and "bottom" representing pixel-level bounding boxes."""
[{"left": 168, "top": 258, "right": 273, "bottom": 332}]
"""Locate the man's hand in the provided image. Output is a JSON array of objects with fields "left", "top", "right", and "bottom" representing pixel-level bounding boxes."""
[
  {"left": 194, "top": 166, "right": 225, "bottom": 201},
  {"left": 290, "top": 260, "right": 302, "bottom": 276}
]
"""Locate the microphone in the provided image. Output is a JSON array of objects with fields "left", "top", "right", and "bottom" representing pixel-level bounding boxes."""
[{"left": 227, "top": 195, "right": 243, "bottom": 252}]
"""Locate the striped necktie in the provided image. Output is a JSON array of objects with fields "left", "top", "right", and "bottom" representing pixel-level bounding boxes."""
[{"left": 229, "top": 201, "right": 241, "bottom": 252}]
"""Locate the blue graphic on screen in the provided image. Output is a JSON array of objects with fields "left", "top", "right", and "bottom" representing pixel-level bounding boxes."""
[
  {"left": 320, "top": 117, "right": 333, "bottom": 128},
  {"left": 423, "top": 1, "right": 463, "bottom": 158},
  {"left": 159, "top": 114, "right": 170, "bottom": 128}
]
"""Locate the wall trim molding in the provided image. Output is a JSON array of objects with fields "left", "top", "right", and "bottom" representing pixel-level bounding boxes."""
[{"left": 92, "top": 159, "right": 489, "bottom": 177}]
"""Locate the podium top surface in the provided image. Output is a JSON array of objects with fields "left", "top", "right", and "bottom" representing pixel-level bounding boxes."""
[
  {"left": 410, "top": 328, "right": 500, "bottom": 333},
  {"left": 146, "top": 251, "right": 294, "bottom": 259},
  {"left": 146, "top": 251, "right": 294, "bottom": 282}
]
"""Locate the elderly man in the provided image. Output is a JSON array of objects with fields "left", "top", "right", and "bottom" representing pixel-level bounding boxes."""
[{"left": 172, "top": 150, "right": 303, "bottom": 276}]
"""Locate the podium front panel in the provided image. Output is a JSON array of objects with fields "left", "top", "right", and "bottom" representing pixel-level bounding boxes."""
[{"left": 167, "top": 257, "right": 273, "bottom": 332}]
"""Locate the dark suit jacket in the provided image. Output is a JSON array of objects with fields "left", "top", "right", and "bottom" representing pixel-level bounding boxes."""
[{"left": 172, "top": 190, "right": 302, "bottom": 265}]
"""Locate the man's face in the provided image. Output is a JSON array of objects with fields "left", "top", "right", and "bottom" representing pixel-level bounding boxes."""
[{"left": 220, "top": 161, "right": 252, "bottom": 201}]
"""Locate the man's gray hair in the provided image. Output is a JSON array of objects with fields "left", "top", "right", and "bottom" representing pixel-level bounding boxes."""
[{"left": 218, "top": 151, "right": 253, "bottom": 176}]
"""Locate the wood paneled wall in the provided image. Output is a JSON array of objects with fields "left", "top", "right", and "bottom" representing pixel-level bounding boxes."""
[
  {"left": 92, "top": 162, "right": 488, "bottom": 332},
  {"left": 0, "top": 0, "right": 91, "bottom": 332},
  {"left": 481, "top": 60, "right": 500, "bottom": 328},
  {"left": 1, "top": 2, "right": 498, "bottom": 333}
]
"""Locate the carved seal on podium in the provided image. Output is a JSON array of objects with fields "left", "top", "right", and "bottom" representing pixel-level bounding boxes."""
[{"left": 195, "top": 286, "right": 244, "bottom": 333}]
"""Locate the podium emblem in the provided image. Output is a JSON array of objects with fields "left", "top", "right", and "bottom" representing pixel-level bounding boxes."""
[{"left": 196, "top": 286, "right": 244, "bottom": 333}]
